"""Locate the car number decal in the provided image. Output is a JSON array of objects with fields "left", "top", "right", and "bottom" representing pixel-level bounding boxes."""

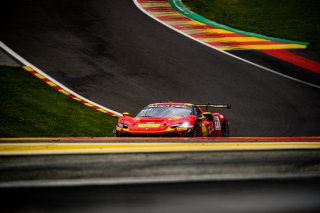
[{"left": 214, "top": 116, "right": 221, "bottom": 130}]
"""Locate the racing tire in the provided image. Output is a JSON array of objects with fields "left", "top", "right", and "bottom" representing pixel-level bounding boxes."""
[
  {"left": 221, "top": 121, "right": 229, "bottom": 137},
  {"left": 192, "top": 122, "right": 200, "bottom": 137}
]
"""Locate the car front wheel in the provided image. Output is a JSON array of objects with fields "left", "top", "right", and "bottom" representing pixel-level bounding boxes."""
[{"left": 192, "top": 122, "right": 200, "bottom": 137}]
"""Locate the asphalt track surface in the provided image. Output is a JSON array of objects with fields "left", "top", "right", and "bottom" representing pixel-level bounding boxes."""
[
  {"left": 1, "top": 0, "right": 319, "bottom": 136},
  {"left": 1, "top": 149, "right": 320, "bottom": 184},
  {"left": 1, "top": 1, "right": 320, "bottom": 211},
  {"left": 1, "top": 150, "right": 320, "bottom": 212},
  {"left": 1, "top": 179, "right": 320, "bottom": 213}
]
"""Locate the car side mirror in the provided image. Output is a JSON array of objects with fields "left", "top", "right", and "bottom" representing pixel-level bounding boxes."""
[{"left": 122, "top": 112, "right": 130, "bottom": 116}]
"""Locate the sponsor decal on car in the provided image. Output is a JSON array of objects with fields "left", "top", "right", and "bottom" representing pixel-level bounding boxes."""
[{"left": 137, "top": 124, "right": 161, "bottom": 128}]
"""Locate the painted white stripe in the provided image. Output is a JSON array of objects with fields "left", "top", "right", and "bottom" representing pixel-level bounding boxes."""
[
  {"left": 0, "top": 41, "right": 122, "bottom": 116},
  {"left": 133, "top": 0, "right": 320, "bottom": 89}
]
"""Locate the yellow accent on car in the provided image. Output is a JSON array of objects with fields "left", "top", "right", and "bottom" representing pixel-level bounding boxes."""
[
  {"left": 165, "top": 127, "right": 175, "bottom": 132},
  {"left": 177, "top": 127, "right": 188, "bottom": 131},
  {"left": 137, "top": 124, "right": 161, "bottom": 128},
  {"left": 117, "top": 126, "right": 130, "bottom": 131},
  {"left": 201, "top": 123, "right": 208, "bottom": 137}
]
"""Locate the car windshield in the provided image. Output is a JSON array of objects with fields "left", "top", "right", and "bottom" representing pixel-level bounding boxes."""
[{"left": 136, "top": 106, "right": 192, "bottom": 118}]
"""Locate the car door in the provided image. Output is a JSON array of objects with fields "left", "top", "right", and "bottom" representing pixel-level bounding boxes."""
[
  {"left": 196, "top": 106, "right": 216, "bottom": 137},
  {"left": 193, "top": 106, "right": 215, "bottom": 137}
]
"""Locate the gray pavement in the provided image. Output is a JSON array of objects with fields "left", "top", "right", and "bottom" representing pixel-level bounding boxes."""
[
  {"left": 1, "top": 150, "right": 320, "bottom": 186},
  {"left": 1, "top": 150, "right": 320, "bottom": 212},
  {"left": 1, "top": 179, "right": 320, "bottom": 213},
  {"left": 1, "top": 1, "right": 320, "bottom": 211},
  {"left": 0, "top": 49, "right": 19, "bottom": 66}
]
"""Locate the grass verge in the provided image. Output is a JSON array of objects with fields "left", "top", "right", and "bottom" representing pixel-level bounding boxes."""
[
  {"left": 0, "top": 66, "right": 117, "bottom": 137},
  {"left": 182, "top": 0, "right": 320, "bottom": 49}
]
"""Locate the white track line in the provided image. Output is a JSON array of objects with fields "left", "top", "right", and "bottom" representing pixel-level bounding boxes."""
[
  {"left": 133, "top": 0, "right": 320, "bottom": 89},
  {"left": 0, "top": 41, "right": 122, "bottom": 116}
]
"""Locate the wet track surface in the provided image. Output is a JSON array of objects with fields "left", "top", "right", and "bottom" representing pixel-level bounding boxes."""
[{"left": 1, "top": 0, "right": 319, "bottom": 136}]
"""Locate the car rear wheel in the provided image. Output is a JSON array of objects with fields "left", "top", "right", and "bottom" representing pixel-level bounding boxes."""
[{"left": 222, "top": 121, "right": 229, "bottom": 137}]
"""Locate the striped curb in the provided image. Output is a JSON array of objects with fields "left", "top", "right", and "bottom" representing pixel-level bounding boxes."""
[
  {"left": 260, "top": 49, "right": 320, "bottom": 73},
  {"left": 169, "top": 0, "right": 309, "bottom": 46},
  {"left": 0, "top": 41, "right": 122, "bottom": 117},
  {"left": 1, "top": 136, "right": 320, "bottom": 142},
  {"left": 137, "top": 0, "right": 307, "bottom": 51},
  {"left": 134, "top": 0, "right": 320, "bottom": 88},
  {"left": 169, "top": 0, "right": 320, "bottom": 73},
  {"left": 22, "top": 66, "right": 120, "bottom": 117},
  {"left": 1, "top": 137, "right": 319, "bottom": 155},
  {"left": 1, "top": 141, "right": 320, "bottom": 155}
]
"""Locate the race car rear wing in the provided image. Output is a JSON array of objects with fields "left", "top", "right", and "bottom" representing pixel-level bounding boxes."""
[{"left": 196, "top": 104, "right": 231, "bottom": 111}]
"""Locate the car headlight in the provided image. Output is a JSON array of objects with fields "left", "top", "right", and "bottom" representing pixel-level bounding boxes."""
[
  {"left": 118, "top": 123, "right": 128, "bottom": 129},
  {"left": 171, "top": 121, "right": 189, "bottom": 129},
  {"left": 180, "top": 121, "right": 189, "bottom": 128}
]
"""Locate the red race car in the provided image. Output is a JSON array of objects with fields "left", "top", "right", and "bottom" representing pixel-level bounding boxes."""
[{"left": 115, "top": 102, "right": 230, "bottom": 137}]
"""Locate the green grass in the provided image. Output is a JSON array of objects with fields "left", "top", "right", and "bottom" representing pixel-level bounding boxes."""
[
  {"left": 182, "top": 0, "right": 320, "bottom": 49},
  {"left": 0, "top": 66, "right": 118, "bottom": 137}
]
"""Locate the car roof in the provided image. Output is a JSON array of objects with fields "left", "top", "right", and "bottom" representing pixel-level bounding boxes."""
[{"left": 148, "top": 102, "right": 194, "bottom": 107}]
